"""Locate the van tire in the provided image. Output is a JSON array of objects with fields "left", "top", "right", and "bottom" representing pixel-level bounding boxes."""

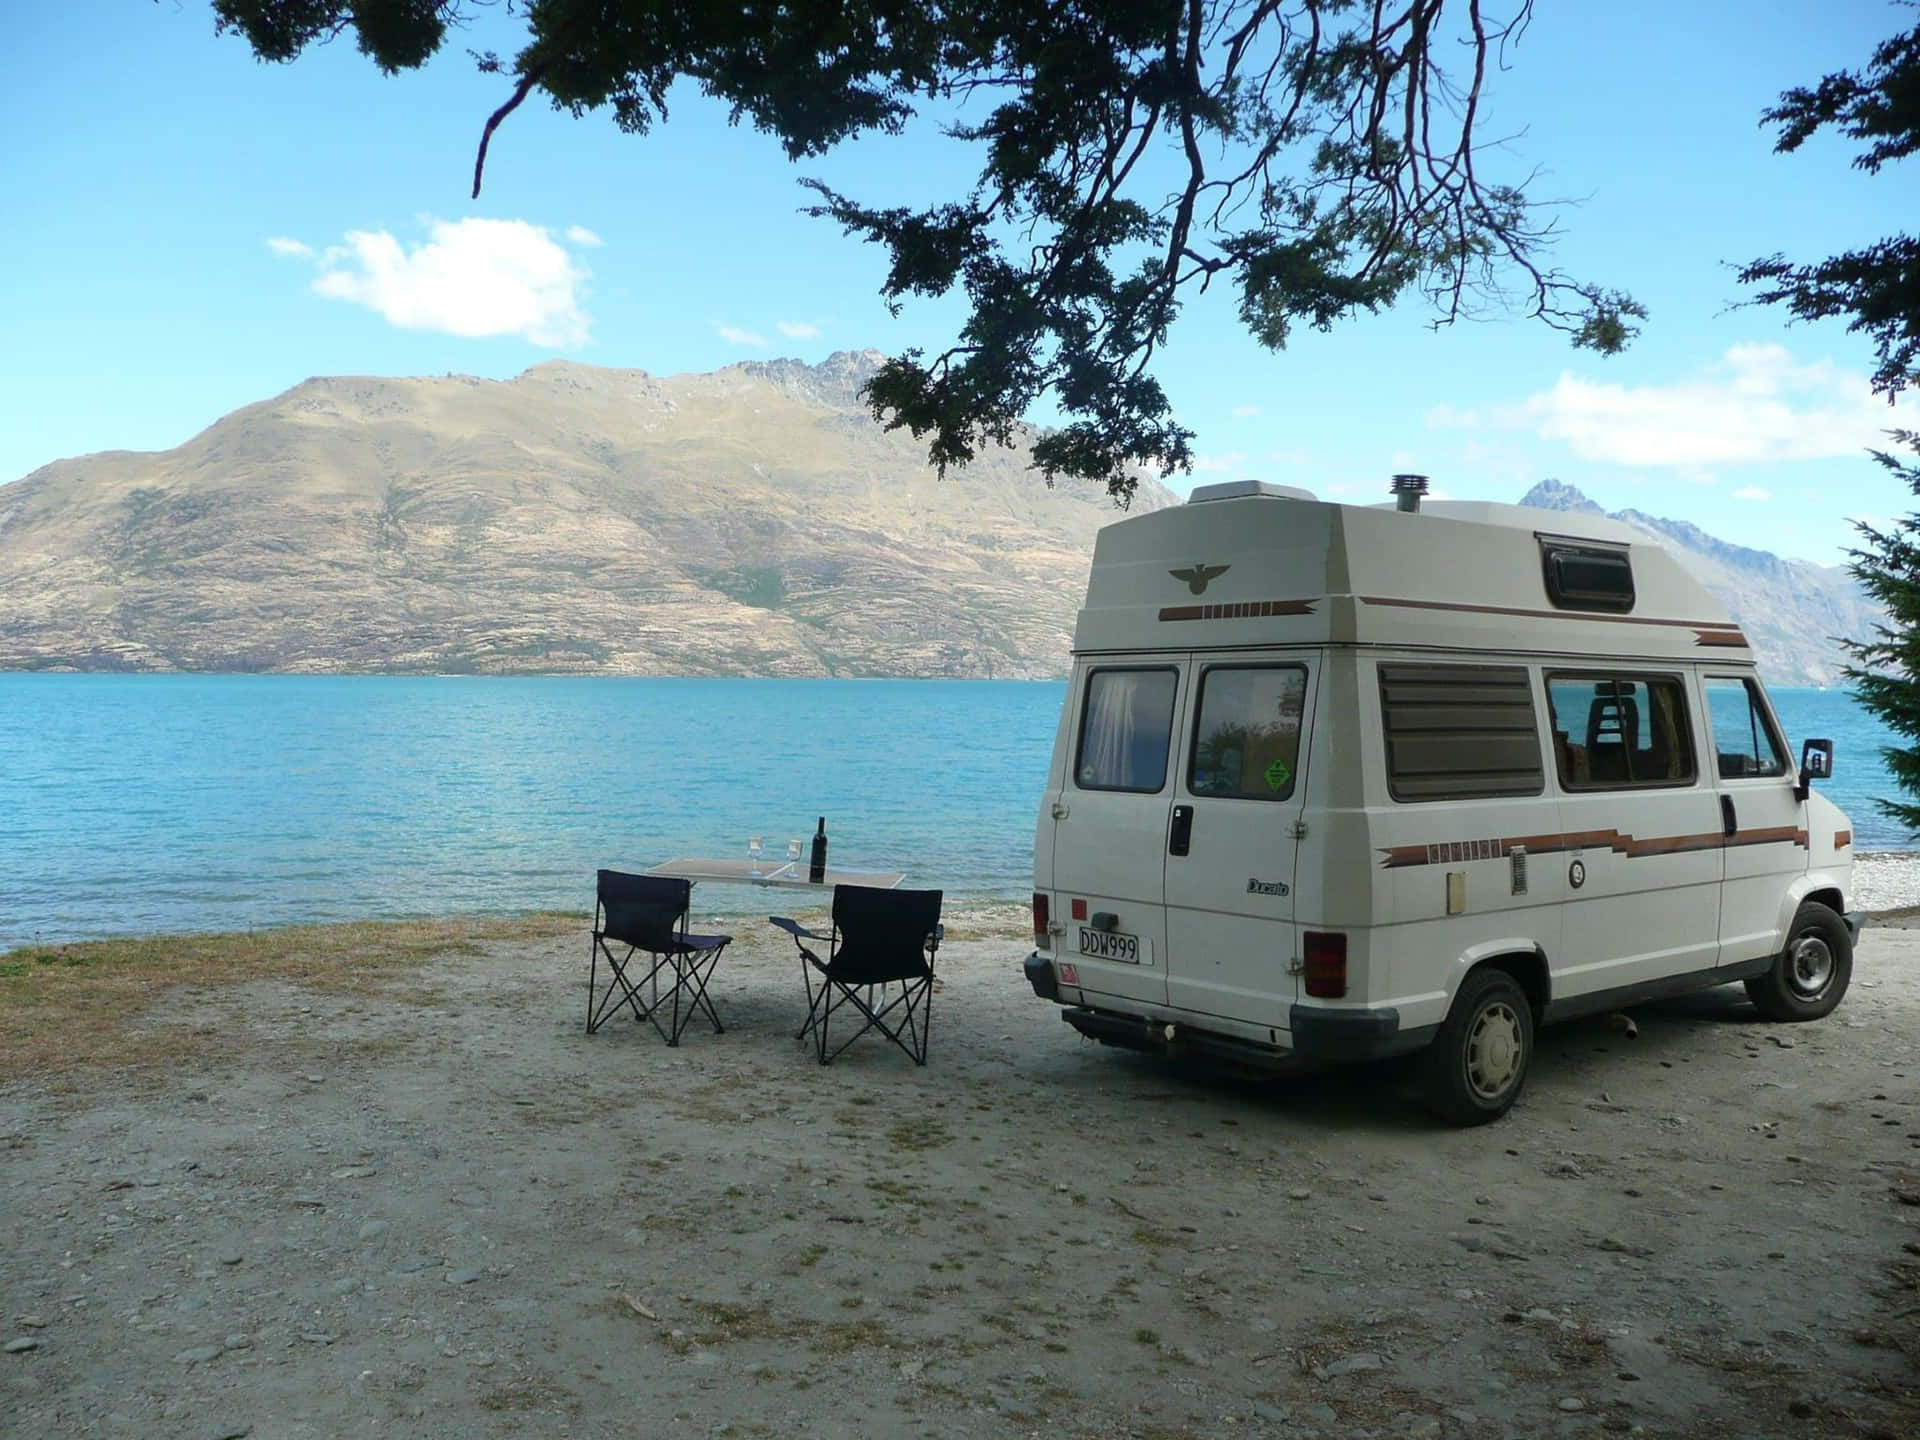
[
  {"left": 1745, "top": 903, "right": 1852, "bottom": 1022},
  {"left": 1421, "top": 968, "right": 1534, "bottom": 1126}
]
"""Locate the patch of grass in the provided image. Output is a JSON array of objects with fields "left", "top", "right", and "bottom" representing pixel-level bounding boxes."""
[
  {"left": 1135, "top": 1328, "right": 1160, "bottom": 1345},
  {"left": 887, "top": 1118, "right": 952, "bottom": 1152},
  {"left": 798, "top": 1244, "right": 828, "bottom": 1268},
  {"left": 0, "top": 912, "right": 579, "bottom": 1078}
]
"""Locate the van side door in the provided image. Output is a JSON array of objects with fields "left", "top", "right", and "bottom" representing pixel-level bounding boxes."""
[
  {"left": 1702, "top": 675, "right": 1805, "bottom": 966},
  {"left": 1163, "top": 656, "right": 1316, "bottom": 1031},
  {"left": 1047, "top": 661, "right": 1183, "bottom": 1009},
  {"left": 1544, "top": 671, "right": 1723, "bottom": 995}
]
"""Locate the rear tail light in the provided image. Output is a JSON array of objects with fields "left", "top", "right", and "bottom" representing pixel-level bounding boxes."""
[
  {"left": 1033, "top": 892, "right": 1051, "bottom": 949},
  {"left": 1303, "top": 931, "right": 1348, "bottom": 998}
]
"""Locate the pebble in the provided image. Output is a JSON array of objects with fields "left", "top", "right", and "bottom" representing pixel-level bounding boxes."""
[
  {"left": 1558, "top": 1397, "right": 1585, "bottom": 1412},
  {"left": 17, "top": 1316, "right": 46, "bottom": 1329},
  {"left": 329, "top": 1278, "right": 361, "bottom": 1295},
  {"left": 224, "top": 1334, "right": 253, "bottom": 1350},
  {"left": 299, "top": 1332, "right": 334, "bottom": 1345},
  {"left": 211, "top": 1427, "right": 253, "bottom": 1440},
  {"left": 6, "top": 1338, "right": 41, "bottom": 1354},
  {"left": 173, "top": 1345, "right": 224, "bottom": 1365},
  {"left": 1299, "top": 1403, "right": 1339, "bottom": 1425},
  {"left": 217, "top": 1251, "right": 244, "bottom": 1266},
  {"left": 1288, "top": 1189, "right": 1313, "bottom": 1200},
  {"left": 445, "top": 1269, "right": 484, "bottom": 1285},
  {"left": 331, "top": 1166, "right": 377, "bottom": 1180},
  {"left": 395, "top": 1257, "right": 444, "bottom": 1274},
  {"left": 1252, "top": 1402, "right": 1289, "bottom": 1423},
  {"left": 357, "top": 1221, "right": 388, "bottom": 1240}
]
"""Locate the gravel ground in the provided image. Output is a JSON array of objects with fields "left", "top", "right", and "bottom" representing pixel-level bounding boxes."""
[
  {"left": 1848, "top": 852, "right": 1920, "bottom": 915},
  {"left": 3, "top": 913, "right": 1917, "bottom": 1440}
]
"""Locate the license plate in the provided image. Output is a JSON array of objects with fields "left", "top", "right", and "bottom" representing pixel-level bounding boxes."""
[{"left": 1078, "top": 927, "right": 1148, "bottom": 965}]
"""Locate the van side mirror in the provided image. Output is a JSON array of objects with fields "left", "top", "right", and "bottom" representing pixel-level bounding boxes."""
[{"left": 1796, "top": 738, "right": 1834, "bottom": 801}]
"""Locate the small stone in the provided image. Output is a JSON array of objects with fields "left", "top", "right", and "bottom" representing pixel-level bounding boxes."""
[
  {"left": 357, "top": 1221, "right": 388, "bottom": 1240},
  {"left": 16, "top": 1317, "right": 46, "bottom": 1329},
  {"left": 1300, "top": 1404, "right": 1339, "bottom": 1425},
  {"left": 1288, "top": 1189, "right": 1312, "bottom": 1200},
  {"left": 1788, "top": 1399, "right": 1815, "bottom": 1418},
  {"left": 298, "top": 1332, "right": 334, "bottom": 1344},
  {"left": 1252, "top": 1402, "right": 1289, "bottom": 1423},
  {"left": 394, "top": 1257, "right": 444, "bottom": 1274},
  {"left": 329, "top": 1278, "right": 360, "bottom": 1295},
  {"left": 5, "top": 1338, "right": 41, "bottom": 1354},
  {"left": 331, "top": 1166, "right": 376, "bottom": 1180},
  {"left": 217, "top": 1251, "right": 243, "bottom": 1266},
  {"left": 173, "top": 1345, "right": 224, "bottom": 1365},
  {"left": 223, "top": 1334, "right": 253, "bottom": 1350},
  {"left": 445, "top": 1269, "right": 484, "bottom": 1285},
  {"left": 211, "top": 1426, "right": 253, "bottom": 1440},
  {"left": 1558, "top": 1397, "right": 1585, "bottom": 1412},
  {"left": 289, "top": 1196, "right": 325, "bottom": 1210}
]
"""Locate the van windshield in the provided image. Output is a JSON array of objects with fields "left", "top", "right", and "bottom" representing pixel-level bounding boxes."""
[{"left": 1075, "top": 668, "right": 1178, "bottom": 792}]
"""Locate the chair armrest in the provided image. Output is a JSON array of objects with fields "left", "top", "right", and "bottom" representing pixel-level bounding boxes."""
[
  {"left": 927, "top": 923, "right": 944, "bottom": 951},
  {"left": 769, "top": 916, "right": 828, "bottom": 943}
]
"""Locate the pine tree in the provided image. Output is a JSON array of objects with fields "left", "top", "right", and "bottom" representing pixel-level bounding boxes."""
[{"left": 1842, "top": 434, "right": 1920, "bottom": 831}]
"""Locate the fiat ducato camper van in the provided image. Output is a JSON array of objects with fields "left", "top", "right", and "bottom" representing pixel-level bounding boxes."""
[{"left": 1023, "top": 478, "right": 1860, "bottom": 1124}]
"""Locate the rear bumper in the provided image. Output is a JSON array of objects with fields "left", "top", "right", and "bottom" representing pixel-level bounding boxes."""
[
  {"left": 1024, "top": 951, "right": 1059, "bottom": 1001},
  {"left": 1290, "top": 1004, "right": 1436, "bottom": 1062}
]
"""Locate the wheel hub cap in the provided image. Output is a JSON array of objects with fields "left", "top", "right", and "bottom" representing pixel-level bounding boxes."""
[
  {"left": 1789, "top": 935, "right": 1834, "bottom": 999},
  {"left": 1466, "top": 1002, "right": 1523, "bottom": 1099}
]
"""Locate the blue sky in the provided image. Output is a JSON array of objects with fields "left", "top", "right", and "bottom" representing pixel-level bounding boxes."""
[{"left": 4, "top": 1, "right": 1917, "bottom": 563}]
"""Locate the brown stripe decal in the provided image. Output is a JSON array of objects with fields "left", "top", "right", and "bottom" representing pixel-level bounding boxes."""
[
  {"left": 1358, "top": 595, "right": 1742, "bottom": 634},
  {"left": 1694, "top": 629, "right": 1751, "bottom": 648},
  {"left": 1380, "top": 826, "right": 1810, "bottom": 869},
  {"left": 1159, "top": 599, "right": 1318, "bottom": 622}
]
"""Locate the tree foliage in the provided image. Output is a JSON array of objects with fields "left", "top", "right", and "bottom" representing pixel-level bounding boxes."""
[
  {"left": 1738, "top": 6, "right": 1920, "bottom": 401},
  {"left": 1743, "top": 4, "right": 1920, "bottom": 828},
  {"left": 210, "top": 0, "right": 1642, "bottom": 501}
]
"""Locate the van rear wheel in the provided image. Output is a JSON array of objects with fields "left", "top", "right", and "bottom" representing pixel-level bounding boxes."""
[
  {"left": 1421, "top": 969, "right": 1534, "bottom": 1126},
  {"left": 1745, "top": 902, "right": 1852, "bottom": 1022}
]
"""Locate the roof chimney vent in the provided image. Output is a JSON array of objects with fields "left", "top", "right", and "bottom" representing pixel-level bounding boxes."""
[{"left": 1391, "top": 473, "right": 1429, "bottom": 513}]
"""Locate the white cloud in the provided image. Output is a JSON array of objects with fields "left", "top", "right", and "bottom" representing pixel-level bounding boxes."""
[
  {"left": 1429, "top": 344, "right": 1911, "bottom": 467},
  {"left": 266, "top": 236, "right": 315, "bottom": 259},
  {"left": 296, "top": 218, "right": 592, "bottom": 346},
  {"left": 777, "top": 320, "right": 821, "bottom": 339},
  {"left": 1232, "top": 404, "right": 1261, "bottom": 418},
  {"left": 1731, "top": 485, "right": 1773, "bottom": 501},
  {"left": 564, "top": 225, "right": 604, "bottom": 247},
  {"left": 715, "top": 324, "right": 770, "bottom": 348},
  {"left": 1190, "top": 451, "right": 1248, "bottom": 474}
]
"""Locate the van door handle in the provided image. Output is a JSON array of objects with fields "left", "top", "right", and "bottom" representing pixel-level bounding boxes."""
[
  {"left": 1720, "top": 794, "right": 1738, "bottom": 837},
  {"left": 1169, "top": 804, "right": 1194, "bottom": 857}
]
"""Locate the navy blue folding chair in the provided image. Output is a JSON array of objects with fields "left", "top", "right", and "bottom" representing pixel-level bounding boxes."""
[
  {"left": 771, "top": 885, "right": 943, "bottom": 1065},
  {"left": 588, "top": 870, "right": 731, "bottom": 1046}
]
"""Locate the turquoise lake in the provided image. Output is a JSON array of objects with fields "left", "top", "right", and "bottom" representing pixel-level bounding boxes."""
[{"left": 0, "top": 675, "right": 1905, "bottom": 949}]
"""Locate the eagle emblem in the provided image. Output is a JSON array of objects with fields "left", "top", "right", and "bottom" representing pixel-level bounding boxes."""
[{"left": 1169, "top": 563, "right": 1229, "bottom": 595}]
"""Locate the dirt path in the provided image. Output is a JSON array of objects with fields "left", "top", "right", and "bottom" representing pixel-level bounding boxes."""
[{"left": 4, "top": 919, "right": 1917, "bottom": 1439}]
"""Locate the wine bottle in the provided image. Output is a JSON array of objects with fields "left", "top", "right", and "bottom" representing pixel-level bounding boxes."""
[{"left": 809, "top": 816, "right": 828, "bottom": 884}]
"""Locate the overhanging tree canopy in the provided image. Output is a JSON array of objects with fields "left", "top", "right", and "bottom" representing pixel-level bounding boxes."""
[{"left": 211, "top": 0, "right": 1642, "bottom": 501}]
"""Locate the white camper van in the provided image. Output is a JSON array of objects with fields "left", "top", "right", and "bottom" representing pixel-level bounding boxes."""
[{"left": 1023, "top": 478, "right": 1860, "bottom": 1124}]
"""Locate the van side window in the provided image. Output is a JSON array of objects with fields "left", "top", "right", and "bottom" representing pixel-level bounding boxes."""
[
  {"left": 1545, "top": 675, "right": 1696, "bottom": 790},
  {"left": 1379, "top": 663, "right": 1545, "bottom": 802},
  {"left": 1075, "top": 668, "right": 1178, "bottom": 792},
  {"left": 1188, "top": 666, "right": 1307, "bottom": 802},
  {"left": 1539, "top": 536, "right": 1635, "bottom": 612},
  {"left": 1703, "top": 676, "right": 1789, "bottom": 779}
]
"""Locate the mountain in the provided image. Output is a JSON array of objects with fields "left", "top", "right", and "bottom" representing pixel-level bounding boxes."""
[
  {"left": 1518, "top": 479, "right": 1874, "bottom": 685},
  {"left": 0, "top": 353, "right": 1175, "bottom": 678}
]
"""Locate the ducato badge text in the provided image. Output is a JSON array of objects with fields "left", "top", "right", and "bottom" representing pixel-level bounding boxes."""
[{"left": 1247, "top": 877, "right": 1290, "bottom": 897}]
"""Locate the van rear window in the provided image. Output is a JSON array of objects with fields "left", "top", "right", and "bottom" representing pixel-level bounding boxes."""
[
  {"left": 1188, "top": 666, "right": 1308, "bottom": 802},
  {"left": 1379, "top": 663, "right": 1545, "bottom": 802},
  {"left": 1075, "top": 668, "right": 1178, "bottom": 792}
]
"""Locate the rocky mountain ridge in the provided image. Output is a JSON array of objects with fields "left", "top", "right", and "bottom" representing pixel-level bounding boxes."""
[{"left": 0, "top": 359, "right": 1874, "bottom": 683}]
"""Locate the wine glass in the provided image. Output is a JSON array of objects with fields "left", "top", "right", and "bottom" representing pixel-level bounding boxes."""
[
  {"left": 786, "top": 838, "right": 804, "bottom": 868},
  {"left": 747, "top": 835, "right": 763, "bottom": 876}
]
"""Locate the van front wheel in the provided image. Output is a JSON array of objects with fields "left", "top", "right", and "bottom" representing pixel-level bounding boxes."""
[
  {"left": 1745, "top": 903, "right": 1852, "bottom": 1022},
  {"left": 1421, "top": 968, "right": 1534, "bottom": 1126}
]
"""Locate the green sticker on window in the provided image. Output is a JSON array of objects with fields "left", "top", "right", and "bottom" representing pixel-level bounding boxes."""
[{"left": 1265, "top": 759, "right": 1292, "bottom": 791}]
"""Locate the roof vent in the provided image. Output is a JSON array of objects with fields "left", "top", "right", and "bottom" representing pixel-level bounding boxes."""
[
  {"left": 1391, "top": 473, "right": 1429, "bottom": 513},
  {"left": 1188, "top": 480, "right": 1316, "bottom": 504}
]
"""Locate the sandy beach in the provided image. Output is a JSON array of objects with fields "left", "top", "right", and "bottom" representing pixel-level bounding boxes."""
[{"left": 2, "top": 903, "right": 1917, "bottom": 1440}]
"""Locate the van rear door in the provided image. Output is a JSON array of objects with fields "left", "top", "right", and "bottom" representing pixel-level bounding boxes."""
[
  {"left": 1047, "top": 661, "right": 1183, "bottom": 1010},
  {"left": 1163, "top": 657, "right": 1315, "bottom": 1030}
]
